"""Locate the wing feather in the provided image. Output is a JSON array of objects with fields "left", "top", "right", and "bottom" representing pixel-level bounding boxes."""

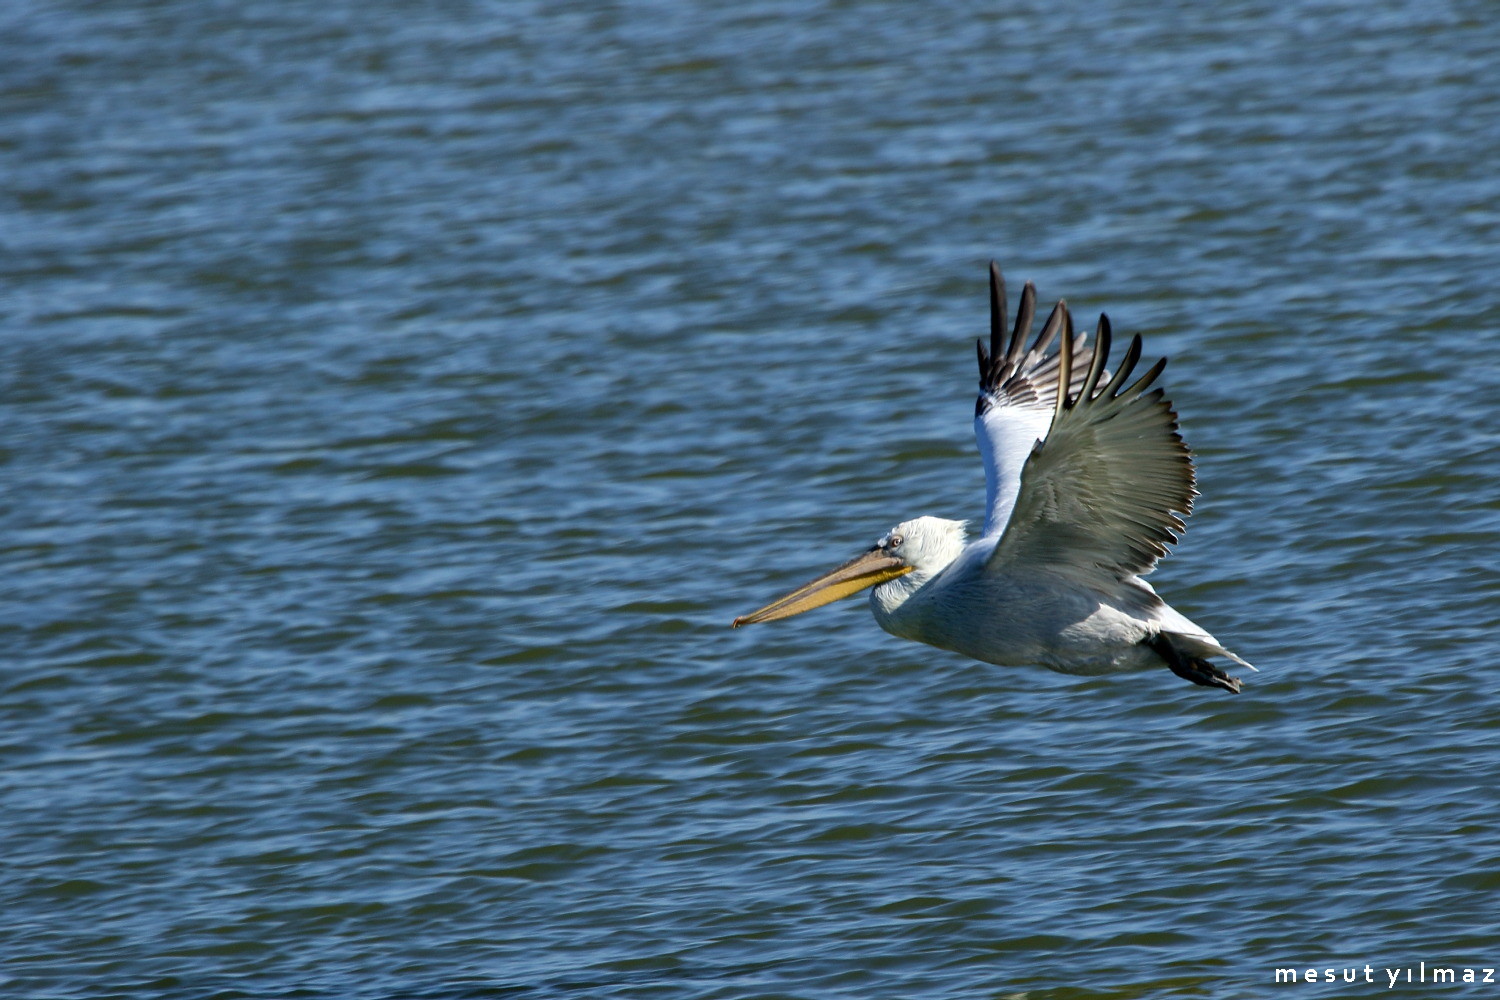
[
  {"left": 985, "top": 309, "right": 1197, "bottom": 583},
  {"left": 973, "top": 264, "right": 1097, "bottom": 539}
]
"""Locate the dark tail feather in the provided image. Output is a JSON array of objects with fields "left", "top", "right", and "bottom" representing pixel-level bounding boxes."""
[{"left": 1145, "top": 633, "right": 1242, "bottom": 694}]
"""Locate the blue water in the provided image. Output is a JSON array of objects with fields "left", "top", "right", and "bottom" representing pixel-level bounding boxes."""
[{"left": 3, "top": 1, "right": 1498, "bottom": 998}]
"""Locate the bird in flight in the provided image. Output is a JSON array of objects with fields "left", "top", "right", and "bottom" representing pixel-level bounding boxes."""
[{"left": 732, "top": 263, "right": 1252, "bottom": 693}]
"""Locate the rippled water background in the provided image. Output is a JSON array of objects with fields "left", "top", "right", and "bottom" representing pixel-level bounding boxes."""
[{"left": 4, "top": 1, "right": 1498, "bottom": 998}]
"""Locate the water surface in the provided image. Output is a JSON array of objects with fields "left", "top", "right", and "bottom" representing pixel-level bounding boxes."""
[{"left": 3, "top": 1, "right": 1498, "bottom": 998}]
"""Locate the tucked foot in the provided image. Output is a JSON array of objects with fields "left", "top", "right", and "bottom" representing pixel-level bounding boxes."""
[{"left": 1145, "top": 634, "right": 1242, "bottom": 694}]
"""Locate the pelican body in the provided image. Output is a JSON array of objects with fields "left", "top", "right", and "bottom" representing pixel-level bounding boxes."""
[{"left": 733, "top": 263, "right": 1252, "bottom": 694}]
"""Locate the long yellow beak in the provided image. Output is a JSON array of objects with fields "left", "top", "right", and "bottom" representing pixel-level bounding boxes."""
[{"left": 731, "top": 547, "right": 912, "bottom": 627}]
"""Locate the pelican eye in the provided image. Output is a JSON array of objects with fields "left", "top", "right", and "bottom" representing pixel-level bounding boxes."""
[{"left": 887, "top": 533, "right": 904, "bottom": 548}]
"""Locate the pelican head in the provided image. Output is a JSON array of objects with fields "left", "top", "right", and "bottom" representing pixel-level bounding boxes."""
[{"left": 732, "top": 516, "right": 967, "bottom": 627}]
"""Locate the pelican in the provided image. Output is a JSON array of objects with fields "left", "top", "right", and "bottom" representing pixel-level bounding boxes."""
[{"left": 732, "top": 263, "right": 1253, "bottom": 693}]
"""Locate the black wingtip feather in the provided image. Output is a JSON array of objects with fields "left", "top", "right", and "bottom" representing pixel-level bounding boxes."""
[
  {"left": 1033, "top": 302, "right": 1066, "bottom": 357},
  {"left": 1103, "top": 334, "right": 1144, "bottom": 396},
  {"left": 1010, "top": 282, "right": 1036, "bottom": 366},
  {"left": 1081, "top": 314, "right": 1112, "bottom": 401},
  {"left": 988, "top": 262, "right": 1006, "bottom": 373},
  {"left": 1125, "top": 357, "right": 1169, "bottom": 399}
]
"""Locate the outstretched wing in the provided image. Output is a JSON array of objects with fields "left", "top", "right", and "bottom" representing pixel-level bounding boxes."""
[
  {"left": 985, "top": 307, "right": 1197, "bottom": 584},
  {"left": 973, "top": 263, "right": 1095, "bottom": 540}
]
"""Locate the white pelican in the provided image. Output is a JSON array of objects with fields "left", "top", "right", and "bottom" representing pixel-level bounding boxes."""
[{"left": 733, "top": 263, "right": 1253, "bottom": 694}]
